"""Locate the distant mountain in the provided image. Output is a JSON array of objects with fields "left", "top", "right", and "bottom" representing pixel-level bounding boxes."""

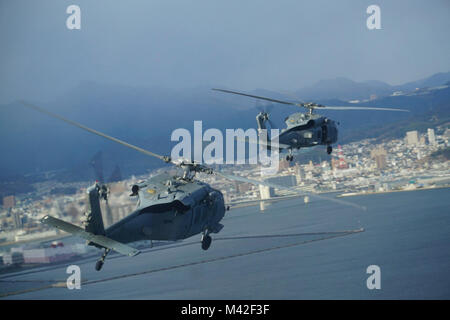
[
  {"left": 293, "top": 72, "right": 450, "bottom": 101},
  {"left": 338, "top": 84, "right": 450, "bottom": 143},
  {"left": 397, "top": 72, "right": 450, "bottom": 91}
]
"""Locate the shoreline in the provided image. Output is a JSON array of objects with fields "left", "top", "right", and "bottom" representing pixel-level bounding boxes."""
[
  {"left": 338, "top": 185, "right": 449, "bottom": 198},
  {"left": 229, "top": 185, "right": 450, "bottom": 209}
]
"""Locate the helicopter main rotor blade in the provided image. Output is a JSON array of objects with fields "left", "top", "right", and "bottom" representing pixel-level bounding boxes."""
[
  {"left": 318, "top": 106, "right": 409, "bottom": 112},
  {"left": 212, "top": 88, "right": 299, "bottom": 106},
  {"left": 19, "top": 101, "right": 171, "bottom": 163},
  {"left": 212, "top": 88, "right": 410, "bottom": 113},
  {"left": 215, "top": 171, "right": 366, "bottom": 211}
]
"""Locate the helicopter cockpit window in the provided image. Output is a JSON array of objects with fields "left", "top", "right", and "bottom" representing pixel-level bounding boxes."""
[{"left": 140, "top": 200, "right": 190, "bottom": 214}]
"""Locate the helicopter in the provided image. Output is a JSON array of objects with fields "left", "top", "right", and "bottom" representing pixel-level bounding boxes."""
[
  {"left": 19, "top": 100, "right": 364, "bottom": 271},
  {"left": 212, "top": 88, "right": 409, "bottom": 161}
]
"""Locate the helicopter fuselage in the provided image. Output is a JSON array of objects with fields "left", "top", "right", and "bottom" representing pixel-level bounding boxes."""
[
  {"left": 214, "top": 87, "right": 406, "bottom": 158},
  {"left": 272, "top": 112, "right": 338, "bottom": 150},
  {"left": 103, "top": 173, "right": 225, "bottom": 244}
]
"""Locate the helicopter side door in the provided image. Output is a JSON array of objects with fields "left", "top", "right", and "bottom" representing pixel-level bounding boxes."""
[
  {"left": 322, "top": 120, "right": 338, "bottom": 145},
  {"left": 186, "top": 198, "right": 207, "bottom": 237},
  {"left": 186, "top": 191, "right": 224, "bottom": 238},
  {"left": 321, "top": 124, "right": 328, "bottom": 144}
]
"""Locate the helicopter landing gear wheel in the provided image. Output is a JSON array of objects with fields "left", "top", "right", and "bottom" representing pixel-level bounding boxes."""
[
  {"left": 327, "top": 146, "right": 332, "bottom": 155},
  {"left": 95, "top": 248, "right": 110, "bottom": 271},
  {"left": 201, "top": 234, "right": 212, "bottom": 251},
  {"left": 285, "top": 153, "right": 294, "bottom": 162},
  {"left": 95, "top": 260, "right": 104, "bottom": 271}
]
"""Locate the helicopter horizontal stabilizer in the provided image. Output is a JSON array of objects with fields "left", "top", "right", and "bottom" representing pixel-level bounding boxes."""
[{"left": 41, "top": 215, "right": 140, "bottom": 257}]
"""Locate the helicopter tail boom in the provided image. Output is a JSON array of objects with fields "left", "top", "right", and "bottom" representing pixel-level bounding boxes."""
[{"left": 41, "top": 215, "right": 140, "bottom": 256}]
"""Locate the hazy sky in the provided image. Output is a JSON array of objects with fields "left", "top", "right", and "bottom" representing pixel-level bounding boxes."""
[{"left": 1, "top": 0, "right": 449, "bottom": 104}]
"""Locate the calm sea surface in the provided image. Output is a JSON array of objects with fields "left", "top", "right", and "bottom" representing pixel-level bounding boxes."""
[{"left": 1, "top": 187, "right": 449, "bottom": 299}]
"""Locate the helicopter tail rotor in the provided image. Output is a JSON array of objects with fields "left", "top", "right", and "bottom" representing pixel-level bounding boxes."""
[
  {"left": 90, "top": 151, "right": 114, "bottom": 226},
  {"left": 256, "top": 111, "right": 277, "bottom": 131},
  {"left": 255, "top": 99, "right": 277, "bottom": 130}
]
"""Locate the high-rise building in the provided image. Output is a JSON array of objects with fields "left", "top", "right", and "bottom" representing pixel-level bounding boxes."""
[
  {"left": 406, "top": 131, "right": 419, "bottom": 146},
  {"left": 419, "top": 136, "right": 425, "bottom": 145},
  {"left": 332, "top": 145, "right": 348, "bottom": 170},
  {"left": 2, "top": 195, "right": 15, "bottom": 209},
  {"left": 12, "top": 211, "right": 23, "bottom": 229},
  {"left": 427, "top": 128, "right": 436, "bottom": 145},
  {"left": 305, "top": 160, "right": 314, "bottom": 172},
  {"left": 370, "top": 147, "right": 387, "bottom": 170},
  {"left": 294, "top": 164, "right": 305, "bottom": 184},
  {"left": 259, "top": 185, "right": 274, "bottom": 199}
]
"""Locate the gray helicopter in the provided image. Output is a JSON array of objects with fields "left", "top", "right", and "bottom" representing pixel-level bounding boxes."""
[
  {"left": 212, "top": 88, "right": 409, "bottom": 161},
  {"left": 20, "top": 101, "right": 364, "bottom": 271}
]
